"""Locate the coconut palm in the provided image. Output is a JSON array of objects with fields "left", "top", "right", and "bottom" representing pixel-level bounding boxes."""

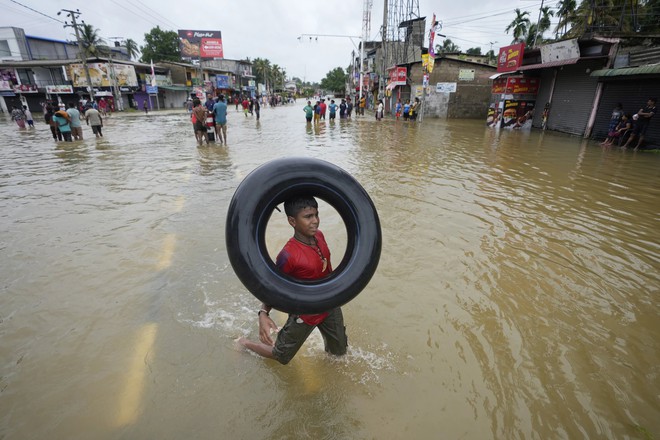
[
  {"left": 555, "top": 0, "right": 577, "bottom": 38},
  {"left": 79, "top": 23, "right": 107, "bottom": 57},
  {"left": 505, "top": 9, "right": 531, "bottom": 44},
  {"left": 124, "top": 38, "right": 140, "bottom": 60}
]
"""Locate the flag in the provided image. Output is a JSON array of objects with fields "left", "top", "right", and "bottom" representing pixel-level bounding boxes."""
[
  {"left": 150, "top": 59, "right": 156, "bottom": 87},
  {"left": 429, "top": 14, "right": 438, "bottom": 59}
]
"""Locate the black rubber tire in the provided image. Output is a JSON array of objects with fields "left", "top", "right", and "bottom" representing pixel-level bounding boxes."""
[{"left": 225, "top": 157, "right": 381, "bottom": 314}]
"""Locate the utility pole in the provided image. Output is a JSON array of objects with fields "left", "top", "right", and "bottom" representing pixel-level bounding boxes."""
[
  {"left": 59, "top": 9, "right": 95, "bottom": 101},
  {"left": 381, "top": 0, "right": 388, "bottom": 103}
]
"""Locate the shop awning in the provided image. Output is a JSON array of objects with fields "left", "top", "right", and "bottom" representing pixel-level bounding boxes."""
[
  {"left": 516, "top": 58, "right": 580, "bottom": 71},
  {"left": 590, "top": 64, "right": 660, "bottom": 77},
  {"left": 489, "top": 72, "right": 510, "bottom": 79},
  {"left": 159, "top": 85, "right": 191, "bottom": 91}
]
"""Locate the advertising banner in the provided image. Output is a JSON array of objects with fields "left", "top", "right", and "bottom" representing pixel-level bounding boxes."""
[
  {"left": 388, "top": 66, "right": 407, "bottom": 86},
  {"left": 501, "top": 99, "right": 535, "bottom": 129},
  {"left": 497, "top": 43, "right": 525, "bottom": 72},
  {"left": 46, "top": 85, "right": 74, "bottom": 94},
  {"left": 13, "top": 84, "right": 38, "bottom": 93},
  {"left": 178, "top": 30, "right": 223, "bottom": 59},
  {"left": 436, "top": 82, "right": 457, "bottom": 93},
  {"left": 69, "top": 63, "right": 138, "bottom": 87},
  {"left": 216, "top": 75, "right": 230, "bottom": 89},
  {"left": 146, "top": 85, "right": 158, "bottom": 94},
  {"left": 491, "top": 76, "right": 540, "bottom": 95},
  {"left": 0, "top": 80, "right": 11, "bottom": 90},
  {"left": 507, "top": 77, "right": 539, "bottom": 94}
]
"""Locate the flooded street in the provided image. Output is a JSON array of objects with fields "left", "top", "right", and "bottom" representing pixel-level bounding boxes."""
[{"left": 1, "top": 105, "right": 658, "bottom": 439}]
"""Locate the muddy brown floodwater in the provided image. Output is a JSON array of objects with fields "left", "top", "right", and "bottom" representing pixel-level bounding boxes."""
[{"left": 1, "top": 105, "right": 658, "bottom": 439}]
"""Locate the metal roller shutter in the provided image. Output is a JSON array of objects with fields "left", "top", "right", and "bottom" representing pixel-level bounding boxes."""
[
  {"left": 532, "top": 70, "right": 554, "bottom": 128},
  {"left": 546, "top": 60, "right": 604, "bottom": 135},
  {"left": 592, "top": 79, "right": 660, "bottom": 145}
]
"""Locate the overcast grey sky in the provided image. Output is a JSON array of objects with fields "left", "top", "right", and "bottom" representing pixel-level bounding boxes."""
[{"left": 2, "top": 0, "right": 560, "bottom": 82}]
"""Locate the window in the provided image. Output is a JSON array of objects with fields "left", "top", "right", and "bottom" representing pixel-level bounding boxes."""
[
  {"left": 17, "top": 69, "right": 35, "bottom": 85},
  {"left": 50, "top": 68, "right": 65, "bottom": 84},
  {"left": 0, "top": 40, "right": 11, "bottom": 57}
]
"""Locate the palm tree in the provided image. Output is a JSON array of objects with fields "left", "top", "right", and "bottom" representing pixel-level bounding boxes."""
[
  {"left": 555, "top": 0, "right": 577, "bottom": 38},
  {"left": 124, "top": 38, "right": 140, "bottom": 61},
  {"left": 505, "top": 9, "right": 531, "bottom": 43},
  {"left": 252, "top": 58, "right": 271, "bottom": 92},
  {"left": 79, "top": 23, "right": 107, "bottom": 58},
  {"left": 539, "top": 6, "right": 555, "bottom": 34}
]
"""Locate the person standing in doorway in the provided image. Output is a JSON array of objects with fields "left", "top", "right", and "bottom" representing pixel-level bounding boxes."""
[
  {"left": 376, "top": 99, "right": 384, "bottom": 120},
  {"left": 623, "top": 97, "right": 656, "bottom": 150},
  {"left": 238, "top": 195, "right": 348, "bottom": 365},
  {"left": 213, "top": 94, "right": 228, "bottom": 145},
  {"left": 66, "top": 102, "right": 83, "bottom": 140},
  {"left": 143, "top": 99, "right": 149, "bottom": 114}
]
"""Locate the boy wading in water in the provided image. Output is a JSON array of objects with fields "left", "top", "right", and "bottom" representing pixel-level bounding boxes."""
[{"left": 239, "top": 196, "right": 348, "bottom": 365}]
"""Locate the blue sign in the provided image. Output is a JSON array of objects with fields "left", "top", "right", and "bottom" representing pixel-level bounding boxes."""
[
  {"left": 216, "top": 75, "right": 230, "bottom": 89},
  {"left": 146, "top": 85, "right": 158, "bottom": 94}
]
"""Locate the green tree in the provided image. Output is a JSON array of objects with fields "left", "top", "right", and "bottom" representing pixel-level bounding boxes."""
[
  {"left": 505, "top": 9, "right": 531, "bottom": 43},
  {"left": 252, "top": 57, "right": 272, "bottom": 90},
  {"left": 79, "top": 23, "right": 107, "bottom": 57},
  {"left": 436, "top": 38, "right": 460, "bottom": 54},
  {"left": 555, "top": 0, "right": 577, "bottom": 38},
  {"left": 320, "top": 67, "right": 347, "bottom": 93},
  {"left": 465, "top": 47, "right": 482, "bottom": 55},
  {"left": 140, "top": 26, "right": 180, "bottom": 63},
  {"left": 124, "top": 38, "right": 140, "bottom": 60}
]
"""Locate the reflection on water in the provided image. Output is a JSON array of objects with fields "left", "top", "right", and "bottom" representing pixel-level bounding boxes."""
[{"left": 0, "top": 107, "right": 658, "bottom": 439}]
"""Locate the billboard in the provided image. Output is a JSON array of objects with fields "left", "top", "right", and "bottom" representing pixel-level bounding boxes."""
[
  {"left": 497, "top": 43, "right": 525, "bottom": 73},
  {"left": 541, "top": 38, "right": 580, "bottom": 64},
  {"left": 178, "top": 30, "right": 224, "bottom": 59},
  {"left": 491, "top": 76, "right": 540, "bottom": 95},
  {"left": 69, "top": 63, "right": 138, "bottom": 87},
  {"left": 388, "top": 66, "right": 407, "bottom": 86}
]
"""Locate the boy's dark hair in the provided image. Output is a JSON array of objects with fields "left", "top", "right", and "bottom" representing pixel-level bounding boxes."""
[
  {"left": 68, "top": 102, "right": 75, "bottom": 108},
  {"left": 284, "top": 195, "right": 318, "bottom": 218}
]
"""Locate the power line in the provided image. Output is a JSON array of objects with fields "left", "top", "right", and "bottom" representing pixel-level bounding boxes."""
[{"left": 8, "top": 0, "right": 64, "bottom": 23}]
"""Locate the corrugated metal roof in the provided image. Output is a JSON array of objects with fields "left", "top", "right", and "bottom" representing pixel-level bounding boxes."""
[
  {"left": 517, "top": 58, "right": 580, "bottom": 71},
  {"left": 590, "top": 64, "right": 660, "bottom": 77}
]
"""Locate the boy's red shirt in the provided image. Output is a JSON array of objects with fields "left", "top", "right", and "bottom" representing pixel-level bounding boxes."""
[{"left": 276, "top": 230, "right": 332, "bottom": 325}]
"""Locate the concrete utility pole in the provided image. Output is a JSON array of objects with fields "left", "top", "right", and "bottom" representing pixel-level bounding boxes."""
[{"left": 59, "top": 9, "right": 95, "bottom": 101}]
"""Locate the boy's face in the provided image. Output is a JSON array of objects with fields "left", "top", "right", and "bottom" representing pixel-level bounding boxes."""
[{"left": 288, "top": 206, "right": 319, "bottom": 239}]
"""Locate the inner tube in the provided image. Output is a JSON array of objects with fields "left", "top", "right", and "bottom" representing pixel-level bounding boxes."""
[{"left": 225, "top": 157, "right": 381, "bottom": 315}]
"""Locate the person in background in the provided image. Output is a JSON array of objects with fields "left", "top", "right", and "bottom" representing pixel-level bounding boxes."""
[
  {"left": 303, "top": 101, "right": 313, "bottom": 124},
  {"left": 44, "top": 106, "right": 62, "bottom": 141},
  {"left": 53, "top": 109, "right": 72, "bottom": 142},
  {"left": 346, "top": 97, "right": 353, "bottom": 119},
  {"left": 328, "top": 99, "right": 337, "bottom": 121},
  {"left": 601, "top": 113, "right": 632, "bottom": 146},
  {"left": 66, "top": 102, "right": 83, "bottom": 140},
  {"left": 339, "top": 99, "right": 347, "bottom": 119},
  {"left": 395, "top": 100, "right": 402, "bottom": 120},
  {"left": 623, "top": 97, "right": 656, "bottom": 150},
  {"left": 253, "top": 96, "right": 261, "bottom": 121},
  {"left": 22, "top": 105, "right": 34, "bottom": 128},
  {"left": 11, "top": 105, "right": 26, "bottom": 129},
  {"left": 143, "top": 99, "right": 149, "bottom": 114},
  {"left": 212, "top": 94, "right": 228, "bottom": 145},
  {"left": 192, "top": 98, "right": 209, "bottom": 146},
  {"left": 376, "top": 99, "right": 384, "bottom": 121},
  {"left": 85, "top": 105, "right": 103, "bottom": 138},
  {"left": 403, "top": 99, "right": 411, "bottom": 121}
]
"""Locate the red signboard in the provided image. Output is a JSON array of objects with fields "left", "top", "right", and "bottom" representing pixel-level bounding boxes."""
[
  {"left": 507, "top": 77, "right": 539, "bottom": 95},
  {"left": 201, "top": 38, "right": 224, "bottom": 58},
  {"left": 388, "top": 67, "right": 407, "bottom": 86},
  {"left": 491, "top": 76, "right": 539, "bottom": 95},
  {"left": 497, "top": 43, "right": 525, "bottom": 73}
]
